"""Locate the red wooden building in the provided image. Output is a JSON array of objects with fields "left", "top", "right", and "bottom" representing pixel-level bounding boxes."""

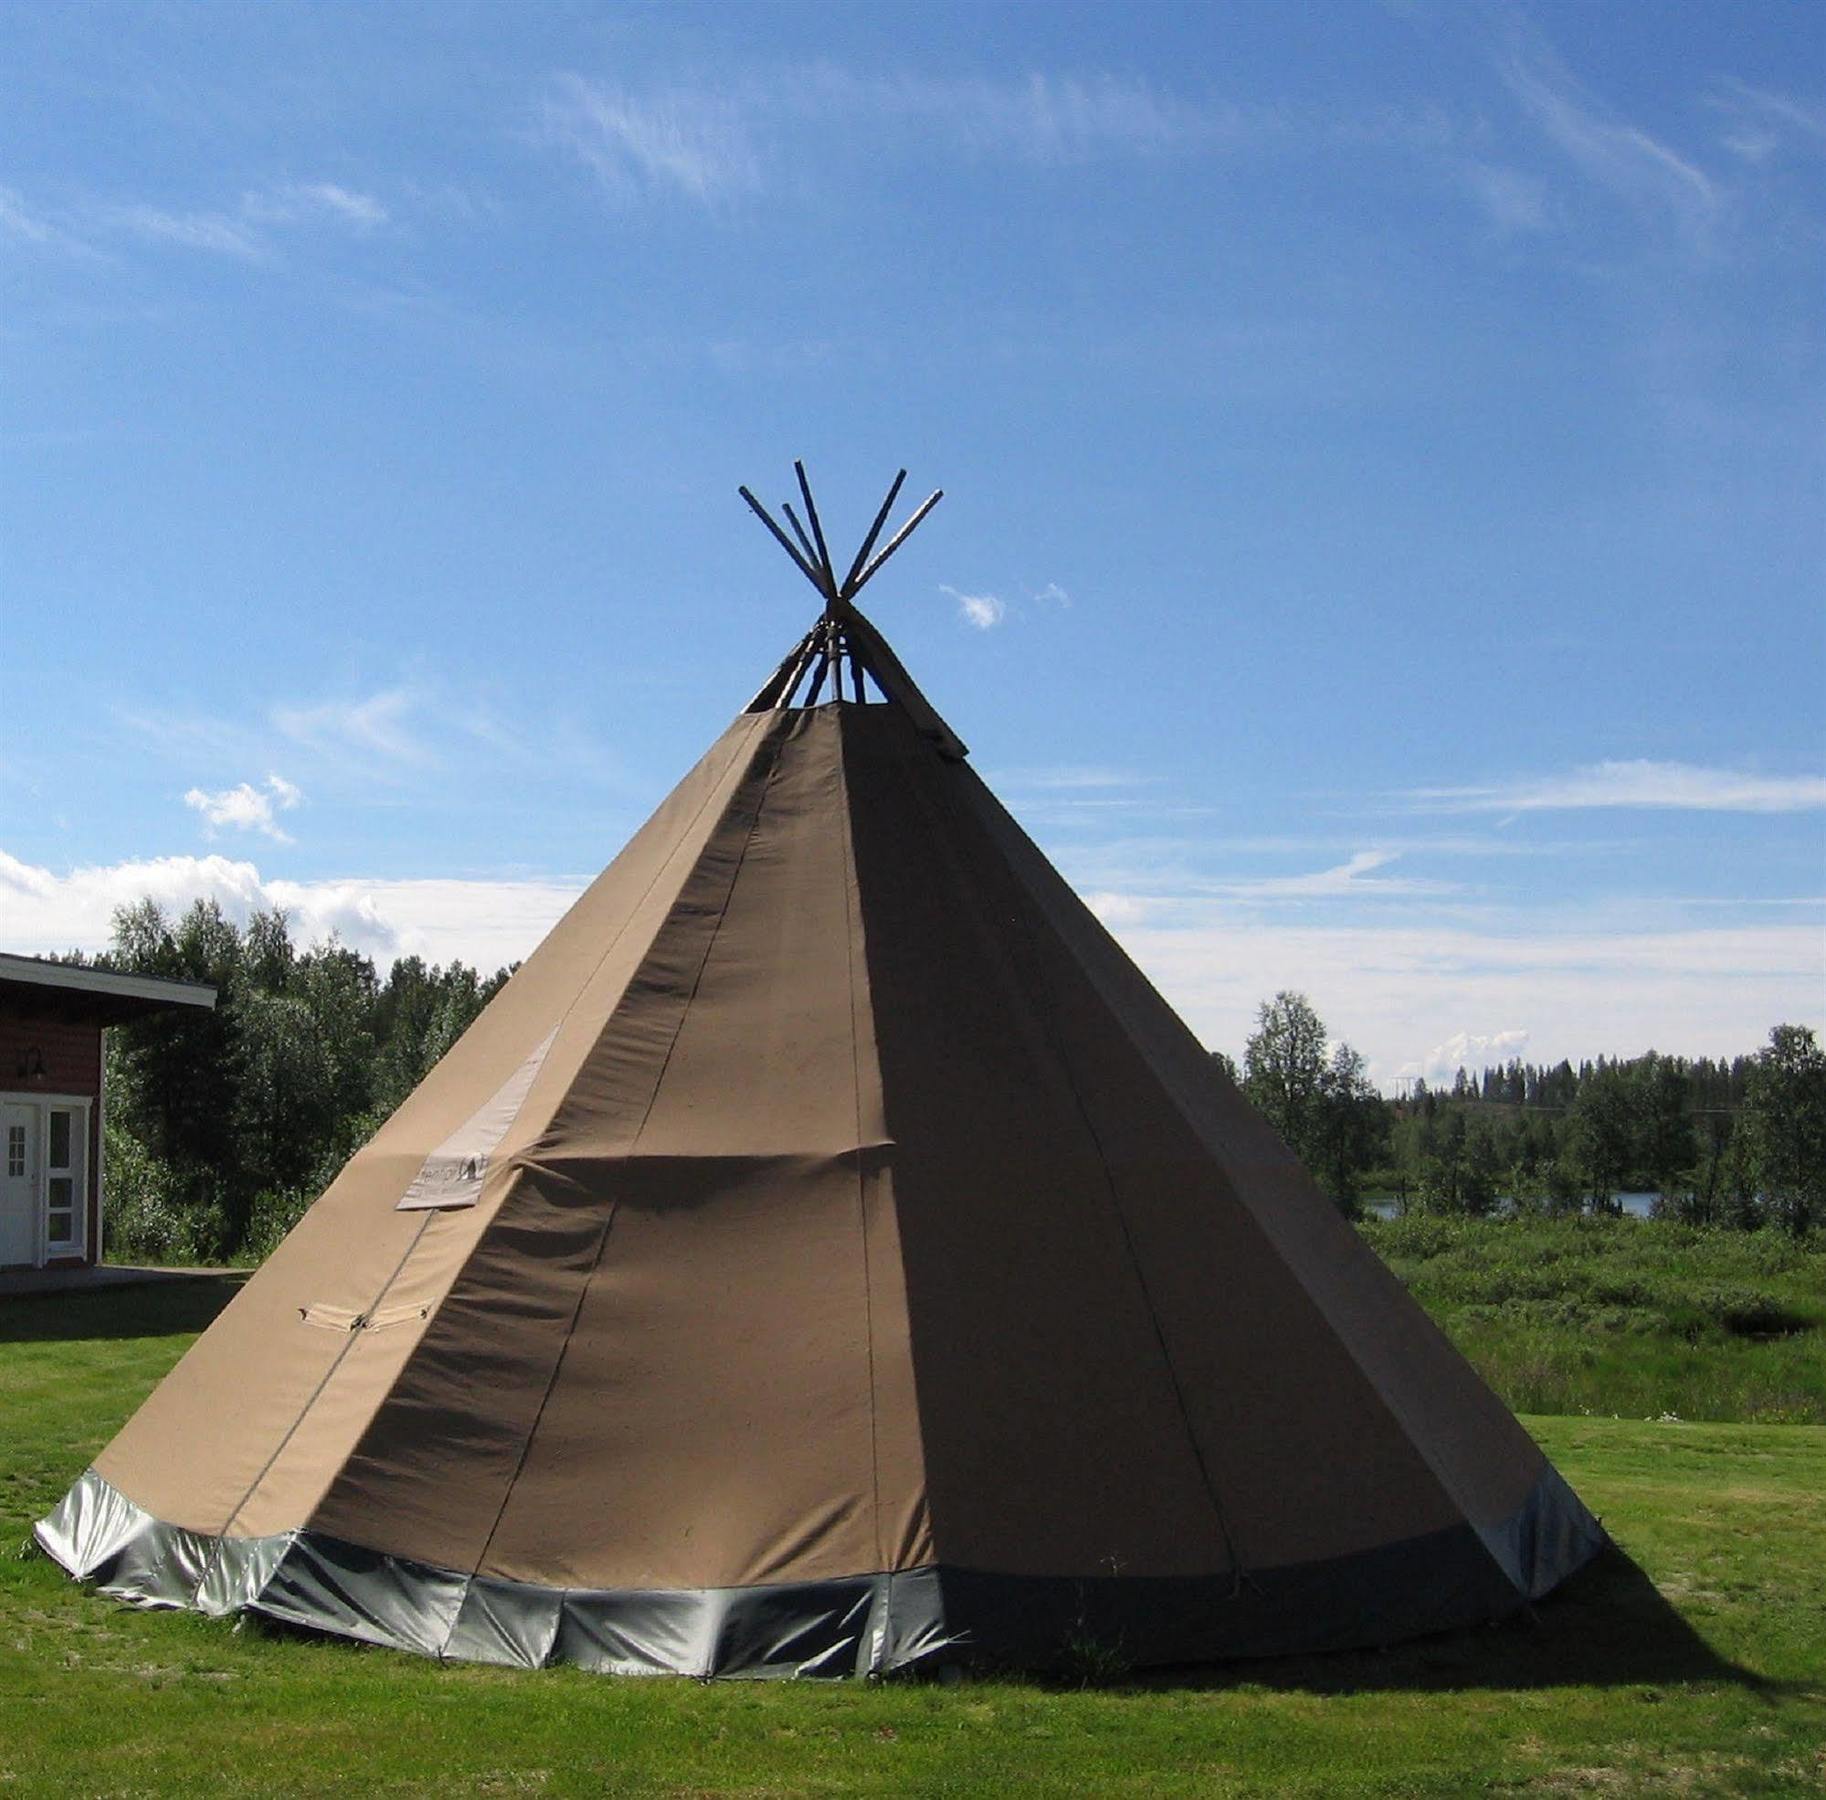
[{"left": 0, "top": 954, "right": 216, "bottom": 1271}]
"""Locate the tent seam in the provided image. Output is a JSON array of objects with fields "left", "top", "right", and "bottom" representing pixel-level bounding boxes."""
[{"left": 834, "top": 717, "right": 888, "bottom": 1584}]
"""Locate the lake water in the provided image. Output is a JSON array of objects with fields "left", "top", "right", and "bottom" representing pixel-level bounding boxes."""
[{"left": 1361, "top": 1192, "right": 1661, "bottom": 1220}]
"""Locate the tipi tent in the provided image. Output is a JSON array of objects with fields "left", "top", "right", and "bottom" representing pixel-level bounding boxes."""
[{"left": 40, "top": 469, "right": 1604, "bottom": 1678}]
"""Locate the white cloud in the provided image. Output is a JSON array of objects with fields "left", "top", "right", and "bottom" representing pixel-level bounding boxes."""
[
  {"left": 941, "top": 585, "right": 1006, "bottom": 630},
  {"left": 3, "top": 844, "right": 1818, "bottom": 1084},
  {"left": 1404, "top": 1028, "right": 1533, "bottom": 1084},
  {"left": 1100, "top": 912, "right": 1824, "bottom": 1085},
  {"left": 1404, "top": 760, "right": 1826, "bottom": 815},
  {"left": 1031, "top": 582, "right": 1072, "bottom": 608},
  {"left": 182, "top": 774, "right": 302, "bottom": 842},
  {"left": 0, "top": 849, "right": 578, "bottom": 974}
]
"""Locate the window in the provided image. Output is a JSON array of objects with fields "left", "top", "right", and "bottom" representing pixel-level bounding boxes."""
[
  {"left": 45, "top": 1107, "right": 81, "bottom": 1255},
  {"left": 47, "top": 1179, "right": 75, "bottom": 1244},
  {"left": 5, "top": 1125, "right": 22, "bottom": 1179}
]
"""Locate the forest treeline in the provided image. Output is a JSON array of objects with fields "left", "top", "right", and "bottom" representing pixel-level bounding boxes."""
[
  {"left": 92, "top": 899, "right": 511, "bottom": 1262},
  {"left": 1225, "top": 992, "right": 1826, "bottom": 1232},
  {"left": 68, "top": 901, "right": 1826, "bottom": 1261}
]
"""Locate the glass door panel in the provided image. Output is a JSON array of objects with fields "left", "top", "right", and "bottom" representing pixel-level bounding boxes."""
[{"left": 45, "top": 1107, "right": 82, "bottom": 1256}]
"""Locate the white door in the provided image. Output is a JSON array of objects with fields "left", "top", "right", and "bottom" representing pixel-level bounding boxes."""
[{"left": 0, "top": 1103, "right": 35, "bottom": 1267}]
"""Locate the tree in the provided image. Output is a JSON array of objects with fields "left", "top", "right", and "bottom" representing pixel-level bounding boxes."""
[
  {"left": 1242, "top": 993, "right": 1390, "bottom": 1214},
  {"left": 1421, "top": 1111, "right": 1467, "bottom": 1213},
  {"left": 1312, "top": 1043, "right": 1387, "bottom": 1215},
  {"left": 1635, "top": 1052, "right": 1695, "bottom": 1198},
  {"left": 1740, "top": 1025, "right": 1826, "bottom": 1234},
  {"left": 1461, "top": 1119, "right": 1502, "bottom": 1216},
  {"left": 1243, "top": 992, "right": 1330, "bottom": 1163},
  {"left": 1569, "top": 1065, "right": 1634, "bottom": 1210},
  {"left": 102, "top": 901, "right": 510, "bottom": 1262}
]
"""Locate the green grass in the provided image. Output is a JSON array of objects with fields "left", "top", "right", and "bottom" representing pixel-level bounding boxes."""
[
  {"left": 1362, "top": 1215, "right": 1826, "bottom": 1425},
  {"left": 3, "top": 1278, "right": 1824, "bottom": 1795}
]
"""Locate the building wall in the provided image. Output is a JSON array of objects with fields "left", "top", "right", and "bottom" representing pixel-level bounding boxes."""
[
  {"left": 0, "top": 1010, "right": 104, "bottom": 1267},
  {"left": 0, "top": 1015, "right": 103, "bottom": 1100}
]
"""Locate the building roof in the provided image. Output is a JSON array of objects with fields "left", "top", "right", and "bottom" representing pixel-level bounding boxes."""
[{"left": 0, "top": 953, "right": 218, "bottom": 1026}]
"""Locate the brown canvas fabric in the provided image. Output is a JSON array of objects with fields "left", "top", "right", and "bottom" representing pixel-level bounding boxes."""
[
  {"left": 92, "top": 712, "right": 772, "bottom": 1536},
  {"left": 72, "top": 616, "right": 1591, "bottom": 1658}
]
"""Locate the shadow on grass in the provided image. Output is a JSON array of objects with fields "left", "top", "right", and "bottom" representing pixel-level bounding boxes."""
[
  {"left": 1100, "top": 1546, "right": 1764, "bottom": 1696},
  {"left": 0, "top": 1273, "right": 245, "bottom": 1343}
]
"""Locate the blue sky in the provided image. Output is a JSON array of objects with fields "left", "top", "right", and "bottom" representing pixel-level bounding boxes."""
[{"left": 3, "top": 2, "right": 1821, "bottom": 1083}]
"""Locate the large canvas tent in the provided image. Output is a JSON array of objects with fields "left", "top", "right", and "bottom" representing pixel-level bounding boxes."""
[{"left": 40, "top": 470, "right": 1604, "bottom": 1678}]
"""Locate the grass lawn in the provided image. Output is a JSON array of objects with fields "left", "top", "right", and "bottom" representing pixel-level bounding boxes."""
[{"left": 2, "top": 1277, "right": 1823, "bottom": 1797}]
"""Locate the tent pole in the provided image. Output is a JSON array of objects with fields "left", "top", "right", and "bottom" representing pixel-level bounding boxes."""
[
  {"left": 849, "top": 490, "right": 943, "bottom": 598},
  {"left": 738, "top": 486, "right": 828, "bottom": 594},
  {"left": 794, "top": 461, "right": 839, "bottom": 598},
  {"left": 840, "top": 470, "right": 907, "bottom": 599}
]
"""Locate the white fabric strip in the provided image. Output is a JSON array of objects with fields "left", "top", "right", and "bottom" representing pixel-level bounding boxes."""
[{"left": 395, "top": 1028, "right": 558, "bottom": 1211}]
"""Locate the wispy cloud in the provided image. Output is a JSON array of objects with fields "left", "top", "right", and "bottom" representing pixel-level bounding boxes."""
[
  {"left": 1709, "top": 80, "right": 1826, "bottom": 163},
  {"left": 1203, "top": 849, "right": 1456, "bottom": 900},
  {"left": 996, "top": 766, "right": 1155, "bottom": 792},
  {"left": 0, "top": 185, "right": 105, "bottom": 259},
  {"left": 540, "top": 65, "right": 1447, "bottom": 206},
  {"left": 804, "top": 67, "right": 1244, "bottom": 166},
  {"left": 242, "top": 182, "right": 390, "bottom": 230},
  {"left": 109, "top": 203, "right": 267, "bottom": 261},
  {"left": 1081, "top": 851, "right": 1458, "bottom": 921},
  {"left": 1501, "top": 41, "right": 1719, "bottom": 239},
  {"left": 272, "top": 687, "right": 435, "bottom": 767},
  {"left": 542, "top": 74, "right": 761, "bottom": 202},
  {"left": 1459, "top": 159, "right": 1552, "bottom": 235},
  {"left": 183, "top": 773, "right": 302, "bottom": 842},
  {"left": 1403, "top": 760, "right": 1826, "bottom": 815},
  {"left": 117, "top": 680, "right": 631, "bottom": 805},
  {"left": 22, "top": 179, "right": 394, "bottom": 265},
  {"left": 941, "top": 584, "right": 1006, "bottom": 630}
]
